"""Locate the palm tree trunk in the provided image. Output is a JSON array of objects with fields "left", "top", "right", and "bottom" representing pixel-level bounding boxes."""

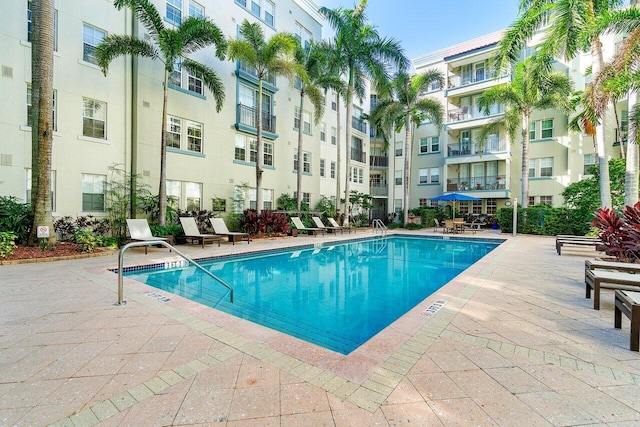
[
  {"left": 158, "top": 68, "right": 168, "bottom": 226},
  {"left": 256, "top": 79, "right": 264, "bottom": 212},
  {"left": 521, "top": 113, "right": 530, "bottom": 206},
  {"left": 402, "top": 113, "right": 411, "bottom": 226},
  {"left": 592, "top": 38, "right": 612, "bottom": 208},
  {"left": 614, "top": 108, "right": 625, "bottom": 160},
  {"left": 344, "top": 81, "right": 354, "bottom": 226},
  {"left": 335, "top": 93, "right": 342, "bottom": 220},
  {"left": 296, "top": 92, "right": 304, "bottom": 212},
  {"left": 29, "top": 0, "right": 56, "bottom": 246},
  {"left": 626, "top": 90, "right": 639, "bottom": 206}
]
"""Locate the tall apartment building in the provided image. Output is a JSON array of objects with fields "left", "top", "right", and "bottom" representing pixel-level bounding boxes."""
[
  {"left": 0, "top": 0, "right": 370, "bottom": 219},
  {"left": 375, "top": 29, "right": 628, "bottom": 219}
]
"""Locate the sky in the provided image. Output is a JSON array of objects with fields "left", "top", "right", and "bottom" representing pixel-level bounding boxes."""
[{"left": 317, "top": 0, "right": 521, "bottom": 60}]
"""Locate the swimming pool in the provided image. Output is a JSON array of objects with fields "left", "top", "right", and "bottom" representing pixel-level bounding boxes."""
[{"left": 124, "top": 235, "right": 502, "bottom": 354}]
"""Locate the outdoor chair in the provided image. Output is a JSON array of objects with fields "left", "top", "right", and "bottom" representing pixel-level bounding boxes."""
[
  {"left": 328, "top": 217, "right": 352, "bottom": 233},
  {"left": 209, "top": 218, "right": 251, "bottom": 245},
  {"left": 291, "top": 217, "right": 325, "bottom": 236},
  {"left": 179, "top": 217, "right": 221, "bottom": 248},
  {"left": 556, "top": 235, "right": 600, "bottom": 255},
  {"left": 585, "top": 269, "right": 640, "bottom": 310},
  {"left": 126, "top": 218, "right": 170, "bottom": 254},
  {"left": 312, "top": 217, "right": 334, "bottom": 233}
]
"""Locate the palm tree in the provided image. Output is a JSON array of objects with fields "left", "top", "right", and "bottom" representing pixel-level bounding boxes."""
[
  {"left": 96, "top": 0, "right": 227, "bottom": 226},
  {"left": 228, "top": 20, "right": 299, "bottom": 213},
  {"left": 29, "top": 0, "right": 56, "bottom": 246},
  {"left": 319, "top": 0, "right": 408, "bottom": 225},
  {"left": 477, "top": 58, "right": 572, "bottom": 205},
  {"left": 368, "top": 70, "right": 444, "bottom": 226},
  {"left": 293, "top": 43, "right": 328, "bottom": 212},
  {"left": 495, "top": 0, "right": 625, "bottom": 208}
]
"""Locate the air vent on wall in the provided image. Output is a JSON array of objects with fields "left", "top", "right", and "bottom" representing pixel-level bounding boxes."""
[
  {"left": 2, "top": 66, "right": 13, "bottom": 78},
  {"left": 1, "top": 154, "right": 12, "bottom": 166},
  {"left": 229, "top": 178, "right": 234, "bottom": 184},
  {"left": 142, "top": 101, "right": 150, "bottom": 108},
  {"left": 143, "top": 170, "right": 150, "bottom": 177}
]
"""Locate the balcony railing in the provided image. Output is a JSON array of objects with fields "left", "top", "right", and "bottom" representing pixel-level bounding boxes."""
[
  {"left": 370, "top": 186, "right": 388, "bottom": 196},
  {"left": 351, "top": 149, "right": 366, "bottom": 163},
  {"left": 369, "top": 155, "right": 388, "bottom": 168},
  {"left": 352, "top": 116, "right": 367, "bottom": 133},
  {"left": 237, "top": 62, "right": 276, "bottom": 86},
  {"left": 447, "top": 138, "right": 507, "bottom": 157},
  {"left": 448, "top": 104, "right": 503, "bottom": 123},
  {"left": 448, "top": 70, "right": 508, "bottom": 89},
  {"left": 237, "top": 103, "right": 276, "bottom": 133},
  {"left": 446, "top": 175, "right": 506, "bottom": 192}
]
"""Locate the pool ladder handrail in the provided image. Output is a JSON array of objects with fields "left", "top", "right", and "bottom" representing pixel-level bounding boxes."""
[
  {"left": 116, "top": 240, "right": 233, "bottom": 305},
  {"left": 372, "top": 219, "right": 387, "bottom": 238}
]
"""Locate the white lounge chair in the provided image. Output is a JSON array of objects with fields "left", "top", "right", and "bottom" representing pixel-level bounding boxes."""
[
  {"left": 209, "top": 217, "right": 250, "bottom": 245},
  {"left": 291, "top": 217, "right": 325, "bottom": 236},
  {"left": 585, "top": 269, "right": 640, "bottom": 310},
  {"left": 312, "top": 217, "right": 332, "bottom": 232},
  {"left": 126, "top": 218, "right": 169, "bottom": 254},
  {"left": 327, "top": 217, "right": 352, "bottom": 233},
  {"left": 179, "top": 217, "right": 221, "bottom": 248}
]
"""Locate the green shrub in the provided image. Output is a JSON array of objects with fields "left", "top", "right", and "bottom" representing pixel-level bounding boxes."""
[
  {"left": 0, "top": 232, "right": 17, "bottom": 258},
  {"left": 0, "top": 197, "right": 33, "bottom": 244},
  {"left": 73, "top": 229, "right": 98, "bottom": 253},
  {"left": 497, "top": 205, "right": 593, "bottom": 235},
  {"left": 149, "top": 223, "right": 184, "bottom": 238},
  {"left": 405, "top": 222, "right": 424, "bottom": 230}
]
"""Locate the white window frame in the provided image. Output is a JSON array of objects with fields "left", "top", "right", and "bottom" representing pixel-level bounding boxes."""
[
  {"left": 320, "top": 122, "right": 326, "bottom": 142},
  {"left": 264, "top": 0, "right": 275, "bottom": 26},
  {"left": 320, "top": 159, "right": 326, "bottom": 177},
  {"left": 82, "top": 23, "right": 106, "bottom": 65},
  {"left": 541, "top": 119, "right": 553, "bottom": 139},
  {"left": 293, "top": 151, "right": 311, "bottom": 173},
  {"left": 331, "top": 126, "right": 337, "bottom": 145},
  {"left": 395, "top": 141, "right": 403, "bottom": 157},
  {"left": 330, "top": 161, "right": 336, "bottom": 179},
  {"left": 295, "top": 22, "right": 312, "bottom": 49},
  {"left": 235, "top": 134, "right": 272, "bottom": 166},
  {"left": 419, "top": 136, "right": 439, "bottom": 153},
  {"left": 81, "top": 173, "right": 106, "bottom": 212},
  {"left": 583, "top": 153, "right": 596, "bottom": 175},
  {"left": 167, "top": 116, "right": 182, "bottom": 149},
  {"left": 166, "top": 0, "right": 182, "bottom": 25},
  {"left": 419, "top": 168, "right": 428, "bottom": 184},
  {"left": 166, "top": 115, "right": 203, "bottom": 153},
  {"left": 395, "top": 170, "right": 402, "bottom": 186},
  {"left": 249, "top": 188, "right": 274, "bottom": 210},
  {"left": 82, "top": 97, "right": 107, "bottom": 139},
  {"left": 188, "top": 0, "right": 204, "bottom": 18},
  {"left": 27, "top": 84, "right": 57, "bottom": 131},
  {"left": 167, "top": 180, "right": 202, "bottom": 211},
  {"left": 530, "top": 157, "right": 554, "bottom": 178}
]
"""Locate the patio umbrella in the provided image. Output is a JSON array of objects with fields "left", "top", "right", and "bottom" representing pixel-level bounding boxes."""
[{"left": 431, "top": 192, "right": 481, "bottom": 220}]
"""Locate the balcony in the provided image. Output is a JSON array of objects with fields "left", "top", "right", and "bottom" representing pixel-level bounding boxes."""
[
  {"left": 447, "top": 138, "right": 507, "bottom": 157},
  {"left": 237, "top": 62, "right": 276, "bottom": 87},
  {"left": 369, "top": 155, "right": 388, "bottom": 168},
  {"left": 370, "top": 186, "right": 388, "bottom": 197},
  {"left": 446, "top": 69, "right": 511, "bottom": 97},
  {"left": 448, "top": 104, "right": 503, "bottom": 124},
  {"left": 236, "top": 103, "right": 277, "bottom": 137},
  {"left": 446, "top": 175, "right": 507, "bottom": 192},
  {"left": 351, "top": 149, "right": 366, "bottom": 163},
  {"left": 352, "top": 116, "right": 367, "bottom": 133}
]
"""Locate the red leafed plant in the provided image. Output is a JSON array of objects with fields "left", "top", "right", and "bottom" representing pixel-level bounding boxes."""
[
  {"left": 238, "top": 210, "right": 291, "bottom": 236},
  {"left": 591, "top": 203, "right": 640, "bottom": 262}
]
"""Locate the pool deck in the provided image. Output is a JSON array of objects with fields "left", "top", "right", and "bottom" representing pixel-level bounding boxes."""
[{"left": 2, "top": 229, "right": 640, "bottom": 426}]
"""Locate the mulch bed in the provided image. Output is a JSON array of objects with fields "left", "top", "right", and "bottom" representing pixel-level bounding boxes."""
[{"left": 2, "top": 242, "right": 112, "bottom": 264}]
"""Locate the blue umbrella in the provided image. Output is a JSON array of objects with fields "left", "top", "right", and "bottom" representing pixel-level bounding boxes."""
[{"left": 431, "top": 192, "right": 481, "bottom": 220}]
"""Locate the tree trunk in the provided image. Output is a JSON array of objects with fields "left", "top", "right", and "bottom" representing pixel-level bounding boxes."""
[
  {"left": 335, "top": 93, "right": 342, "bottom": 220},
  {"left": 29, "top": 0, "right": 56, "bottom": 246},
  {"left": 256, "top": 78, "right": 264, "bottom": 212},
  {"left": 158, "top": 68, "right": 168, "bottom": 226},
  {"left": 521, "top": 112, "right": 530, "bottom": 207},
  {"left": 296, "top": 92, "right": 304, "bottom": 212},
  {"left": 592, "top": 38, "right": 612, "bottom": 208},
  {"left": 625, "top": 90, "right": 639, "bottom": 206},
  {"left": 614, "top": 108, "right": 625, "bottom": 160},
  {"left": 402, "top": 113, "right": 411, "bottom": 226},
  {"left": 344, "top": 78, "right": 354, "bottom": 226}
]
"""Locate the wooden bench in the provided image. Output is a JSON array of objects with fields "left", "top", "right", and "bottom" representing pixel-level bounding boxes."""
[
  {"left": 614, "top": 290, "right": 640, "bottom": 351},
  {"left": 585, "top": 269, "right": 640, "bottom": 310},
  {"left": 556, "top": 236, "right": 599, "bottom": 255}
]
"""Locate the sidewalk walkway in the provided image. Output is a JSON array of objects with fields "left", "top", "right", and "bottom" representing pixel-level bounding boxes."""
[{"left": 1, "top": 231, "right": 639, "bottom": 426}]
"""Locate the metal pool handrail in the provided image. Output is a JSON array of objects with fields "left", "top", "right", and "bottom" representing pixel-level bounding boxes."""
[
  {"left": 116, "top": 240, "right": 233, "bottom": 305},
  {"left": 372, "top": 218, "right": 387, "bottom": 237}
]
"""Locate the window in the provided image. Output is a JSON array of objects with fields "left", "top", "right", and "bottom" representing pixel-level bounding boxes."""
[
  {"left": 320, "top": 159, "right": 326, "bottom": 177},
  {"left": 235, "top": 134, "right": 272, "bottom": 166},
  {"left": 528, "top": 196, "right": 535, "bottom": 206},
  {"left": 584, "top": 153, "right": 596, "bottom": 175},
  {"left": 351, "top": 136, "right": 365, "bottom": 163},
  {"left": 540, "top": 195, "right": 553, "bottom": 205},
  {"left": 395, "top": 141, "right": 403, "bottom": 156},
  {"left": 188, "top": 0, "right": 203, "bottom": 18},
  {"left": 27, "top": 84, "right": 57, "bottom": 131},
  {"left": 293, "top": 151, "right": 311, "bottom": 173},
  {"left": 420, "top": 136, "right": 439, "bottom": 153},
  {"left": 331, "top": 93, "right": 337, "bottom": 111},
  {"left": 529, "top": 121, "right": 536, "bottom": 141},
  {"left": 486, "top": 198, "right": 497, "bottom": 215},
  {"left": 320, "top": 123, "right": 326, "bottom": 142},
  {"left": 264, "top": 0, "right": 274, "bottom": 26},
  {"left": 238, "top": 83, "right": 273, "bottom": 132},
  {"left": 419, "top": 168, "right": 439, "bottom": 184},
  {"left": 166, "top": 116, "right": 203, "bottom": 153},
  {"left": 472, "top": 200, "right": 482, "bottom": 214},
  {"left": 351, "top": 167, "right": 363, "bottom": 184},
  {"left": 83, "top": 23, "right": 106, "bottom": 65},
  {"left": 167, "top": 180, "right": 202, "bottom": 210},
  {"left": 295, "top": 22, "right": 312, "bottom": 49},
  {"left": 530, "top": 157, "right": 553, "bottom": 178},
  {"left": 294, "top": 108, "right": 311, "bottom": 133},
  {"left": 166, "top": 0, "right": 182, "bottom": 25},
  {"left": 429, "top": 80, "right": 441, "bottom": 91},
  {"left": 26, "top": 169, "right": 56, "bottom": 211},
  {"left": 331, "top": 127, "right": 337, "bottom": 145},
  {"left": 294, "top": 192, "right": 311, "bottom": 206},
  {"left": 188, "top": 71, "right": 203, "bottom": 95},
  {"left": 394, "top": 199, "right": 402, "bottom": 214},
  {"left": 212, "top": 198, "right": 226, "bottom": 212},
  {"left": 419, "top": 198, "right": 427, "bottom": 207},
  {"left": 459, "top": 202, "right": 469, "bottom": 215},
  {"left": 81, "top": 174, "right": 106, "bottom": 212},
  {"left": 169, "top": 58, "right": 182, "bottom": 87},
  {"left": 251, "top": 0, "right": 260, "bottom": 16},
  {"left": 28, "top": 2, "right": 58, "bottom": 50},
  {"left": 330, "top": 161, "right": 336, "bottom": 179},
  {"left": 395, "top": 170, "right": 402, "bottom": 186},
  {"left": 541, "top": 119, "right": 553, "bottom": 138},
  {"left": 249, "top": 188, "right": 274, "bottom": 210},
  {"left": 82, "top": 98, "right": 106, "bottom": 139}
]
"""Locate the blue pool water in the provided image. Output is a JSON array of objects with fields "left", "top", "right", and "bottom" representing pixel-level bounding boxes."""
[{"left": 124, "top": 236, "right": 502, "bottom": 354}]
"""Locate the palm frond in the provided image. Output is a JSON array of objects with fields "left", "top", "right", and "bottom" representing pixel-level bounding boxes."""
[
  {"left": 181, "top": 59, "right": 225, "bottom": 111},
  {"left": 305, "top": 85, "right": 325, "bottom": 125},
  {"left": 114, "top": 0, "right": 164, "bottom": 40},
  {"left": 178, "top": 17, "right": 226, "bottom": 59},
  {"left": 96, "top": 34, "right": 157, "bottom": 75}
]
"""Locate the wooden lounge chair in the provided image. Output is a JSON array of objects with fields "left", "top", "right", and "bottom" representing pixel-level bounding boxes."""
[
  {"left": 126, "top": 218, "right": 170, "bottom": 254},
  {"left": 312, "top": 216, "right": 334, "bottom": 233},
  {"left": 328, "top": 217, "right": 352, "bottom": 233},
  {"left": 585, "top": 269, "right": 640, "bottom": 309},
  {"left": 179, "top": 217, "right": 221, "bottom": 248},
  {"left": 209, "top": 218, "right": 250, "bottom": 245},
  {"left": 291, "top": 217, "right": 325, "bottom": 236},
  {"left": 585, "top": 259, "right": 640, "bottom": 275},
  {"left": 556, "top": 235, "right": 599, "bottom": 255}
]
